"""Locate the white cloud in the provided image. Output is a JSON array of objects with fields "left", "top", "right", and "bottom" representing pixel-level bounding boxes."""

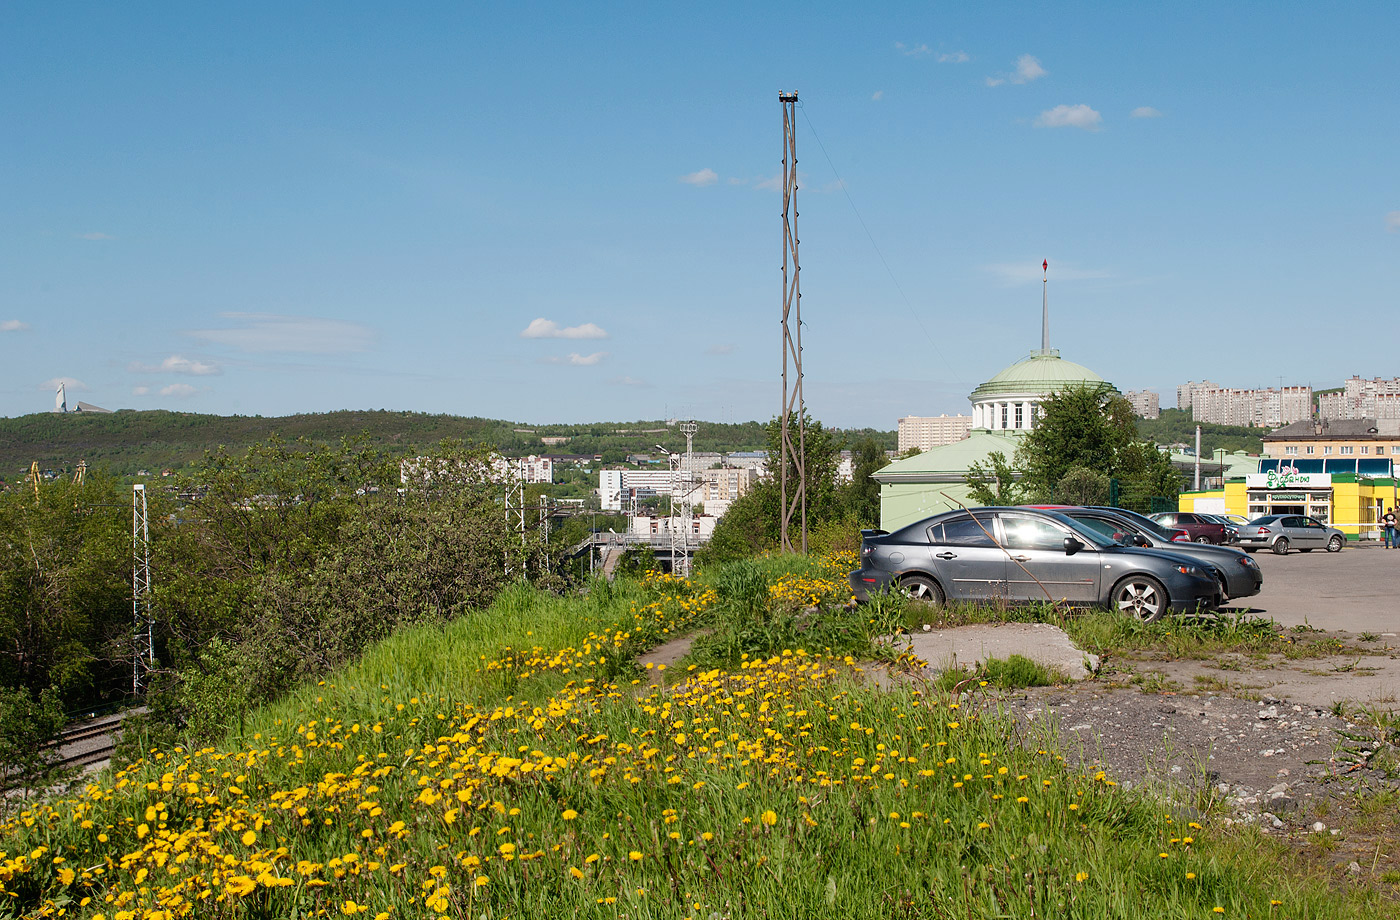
[
  {"left": 1387, "top": 211, "right": 1400, "bottom": 233},
  {"left": 608, "top": 376, "right": 650, "bottom": 387},
  {"left": 871, "top": 90, "right": 884, "bottom": 101},
  {"left": 1035, "top": 104, "right": 1103, "bottom": 130},
  {"left": 706, "top": 344, "right": 735, "bottom": 355},
  {"left": 543, "top": 351, "right": 609, "bottom": 366},
  {"left": 987, "top": 53, "right": 1046, "bottom": 87},
  {"left": 937, "top": 51, "right": 970, "bottom": 63},
  {"left": 679, "top": 168, "right": 718, "bottom": 186},
  {"left": 754, "top": 174, "right": 784, "bottom": 192},
  {"left": 2, "top": 319, "right": 30, "bottom": 332},
  {"left": 132, "top": 386, "right": 150, "bottom": 396},
  {"left": 40, "top": 376, "right": 89, "bottom": 392},
  {"left": 77, "top": 232, "right": 114, "bottom": 241},
  {"left": 981, "top": 261, "right": 1112, "bottom": 284},
  {"left": 519, "top": 318, "right": 609, "bottom": 340},
  {"left": 185, "top": 313, "right": 374, "bottom": 354},
  {"left": 1130, "top": 106, "right": 1163, "bottom": 118},
  {"left": 128, "top": 355, "right": 222, "bottom": 376},
  {"left": 159, "top": 383, "right": 197, "bottom": 398},
  {"left": 895, "top": 42, "right": 930, "bottom": 57}
]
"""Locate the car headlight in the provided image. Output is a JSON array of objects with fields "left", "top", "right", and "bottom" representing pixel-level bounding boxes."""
[
  {"left": 1175, "top": 565, "right": 1204, "bottom": 577},
  {"left": 1239, "top": 556, "right": 1258, "bottom": 569}
]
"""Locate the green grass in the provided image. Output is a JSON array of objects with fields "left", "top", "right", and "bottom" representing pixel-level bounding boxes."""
[
  {"left": 933, "top": 654, "right": 1066, "bottom": 692},
  {"left": 1, "top": 570, "right": 1392, "bottom": 919}
]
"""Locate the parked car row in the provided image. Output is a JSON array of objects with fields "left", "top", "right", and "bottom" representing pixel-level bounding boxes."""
[
  {"left": 848, "top": 505, "right": 1265, "bottom": 623},
  {"left": 1146, "top": 510, "right": 1345, "bottom": 554}
]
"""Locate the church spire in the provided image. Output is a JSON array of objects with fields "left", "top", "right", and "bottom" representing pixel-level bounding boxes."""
[{"left": 1040, "top": 258, "right": 1050, "bottom": 354}]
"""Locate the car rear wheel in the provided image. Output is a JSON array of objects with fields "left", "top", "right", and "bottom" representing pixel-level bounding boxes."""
[
  {"left": 1327, "top": 535, "right": 1344, "bottom": 553},
  {"left": 1272, "top": 537, "right": 1290, "bottom": 555},
  {"left": 1112, "top": 575, "right": 1168, "bottom": 624},
  {"left": 899, "top": 574, "right": 945, "bottom": 607},
  {"left": 1194, "top": 535, "right": 1210, "bottom": 543}
]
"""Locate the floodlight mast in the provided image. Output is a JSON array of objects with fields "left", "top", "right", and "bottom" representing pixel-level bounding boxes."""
[{"left": 779, "top": 90, "right": 807, "bottom": 554}]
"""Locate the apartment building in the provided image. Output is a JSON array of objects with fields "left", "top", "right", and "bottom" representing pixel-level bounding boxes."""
[
  {"left": 1262, "top": 417, "right": 1400, "bottom": 460},
  {"left": 1124, "top": 390, "right": 1160, "bottom": 419},
  {"left": 1182, "top": 384, "right": 1313, "bottom": 428},
  {"left": 896, "top": 414, "right": 972, "bottom": 453},
  {"left": 1317, "top": 376, "right": 1400, "bottom": 421}
]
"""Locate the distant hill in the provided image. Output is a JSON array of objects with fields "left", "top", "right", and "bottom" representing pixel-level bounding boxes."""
[
  {"left": 0, "top": 410, "right": 896, "bottom": 479},
  {"left": 1136, "top": 408, "right": 1264, "bottom": 455}
]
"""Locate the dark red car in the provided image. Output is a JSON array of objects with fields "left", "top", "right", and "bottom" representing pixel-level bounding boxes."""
[{"left": 1149, "top": 512, "right": 1229, "bottom": 545}]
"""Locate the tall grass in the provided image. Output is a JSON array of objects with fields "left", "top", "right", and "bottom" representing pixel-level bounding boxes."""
[{"left": 0, "top": 570, "right": 1387, "bottom": 919}]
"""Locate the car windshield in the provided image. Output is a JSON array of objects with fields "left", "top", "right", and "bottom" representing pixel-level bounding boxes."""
[
  {"left": 1091, "top": 506, "right": 1176, "bottom": 541},
  {"left": 1075, "top": 516, "right": 1135, "bottom": 545}
]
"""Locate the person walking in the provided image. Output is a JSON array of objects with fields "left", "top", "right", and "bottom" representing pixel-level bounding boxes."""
[{"left": 1384, "top": 505, "right": 1397, "bottom": 549}]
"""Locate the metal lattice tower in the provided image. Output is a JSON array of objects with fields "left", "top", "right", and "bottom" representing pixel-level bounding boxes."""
[
  {"left": 779, "top": 90, "right": 808, "bottom": 554},
  {"left": 674, "top": 421, "right": 699, "bottom": 576},
  {"left": 666, "top": 449, "right": 687, "bottom": 576},
  {"left": 132, "top": 484, "right": 154, "bottom": 696},
  {"left": 505, "top": 464, "right": 527, "bottom": 578}
]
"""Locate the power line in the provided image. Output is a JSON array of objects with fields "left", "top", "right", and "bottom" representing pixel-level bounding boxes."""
[{"left": 798, "top": 103, "right": 965, "bottom": 388}]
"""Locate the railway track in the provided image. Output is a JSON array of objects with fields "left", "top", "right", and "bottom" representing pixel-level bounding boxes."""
[{"left": 52, "top": 711, "right": 136, "bottom": 770}]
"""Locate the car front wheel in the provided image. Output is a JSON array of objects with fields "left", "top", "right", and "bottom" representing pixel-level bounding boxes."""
[
  {"left": 1194, "top": 535, "right": 1210, "bottom": 544},
  {"left": 899, "top": 574, "right": 945, "bottom": 607},
  {"left": 1272, "top": 537, "right": 1290, "bottom": 555},
  {"left": 1112, "top": 575, "right": 1168, "bottom": 624},
  {"left": 1327, "top": 535, "right": 1344, "bottom": 553}
]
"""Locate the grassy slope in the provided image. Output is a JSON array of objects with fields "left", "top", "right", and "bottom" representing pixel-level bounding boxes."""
[{"left": 2, "top": 562, "right": 1384, "bottom": 919}]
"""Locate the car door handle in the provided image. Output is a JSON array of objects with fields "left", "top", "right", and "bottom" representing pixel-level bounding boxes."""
[
  {"left": 1010, "top": 555, "right": 1030, "bottom": 562},
  {"left": 935, "top": 552, "right": 957, "bottom": 559}
]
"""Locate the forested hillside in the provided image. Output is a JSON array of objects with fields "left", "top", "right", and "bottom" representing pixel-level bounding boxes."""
[
  {"left": 1135, "top": 408, "right": 1264, "bottom": 455},
  {"left": 0, "top": 410, "right": 896, "bottom": 479}
]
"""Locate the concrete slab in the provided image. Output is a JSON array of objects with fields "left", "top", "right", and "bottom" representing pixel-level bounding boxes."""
[{"left": 901, "top": 622, "right": 1099, "bottom": 682}]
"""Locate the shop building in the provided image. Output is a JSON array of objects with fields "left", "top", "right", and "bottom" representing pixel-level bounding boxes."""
[{"left": 1179, "top": 457, "right": 1398, "bottom": 541}]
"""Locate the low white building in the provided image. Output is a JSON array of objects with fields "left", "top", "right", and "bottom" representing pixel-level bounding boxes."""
[{"left": 628, "top": 514, "right": 718, "bottom": 538}]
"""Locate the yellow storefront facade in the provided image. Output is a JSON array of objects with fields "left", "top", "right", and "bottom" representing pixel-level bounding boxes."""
[{"left": 1179, "top": 465, "right": 1399, "bottom": 542}]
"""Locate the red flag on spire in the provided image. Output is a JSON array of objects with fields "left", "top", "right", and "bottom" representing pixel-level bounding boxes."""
[{"left": 1042, "top": 259, "right": 1048, "bottom": 272}]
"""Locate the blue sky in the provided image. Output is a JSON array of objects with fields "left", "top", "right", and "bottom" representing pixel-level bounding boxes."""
[{"left": 3, "top": 2, "right": 1397, "bottom": 427}]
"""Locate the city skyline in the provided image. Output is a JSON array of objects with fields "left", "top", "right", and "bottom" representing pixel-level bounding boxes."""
[{"left": 3, "top": 2, "right": 1397, "bottom": 426}]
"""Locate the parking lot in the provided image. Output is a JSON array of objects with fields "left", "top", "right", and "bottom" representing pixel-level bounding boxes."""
[{"left": 1231, "top": 542, "right": 1400, "bottom": 635}]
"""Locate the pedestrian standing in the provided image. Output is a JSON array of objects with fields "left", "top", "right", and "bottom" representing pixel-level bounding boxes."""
[{"left": 1384, "top": 506, "right": 1397, "bottom": 549}]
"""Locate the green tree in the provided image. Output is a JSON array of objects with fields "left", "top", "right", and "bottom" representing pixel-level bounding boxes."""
[
  {"left": 964, "top": 451, "right": 1026, "bottom": 506},
  {"left": 0, "top": 686, "right": 73, "bottom": 813},
  {"left": 844, "top": 437, "right": 888, "bottom": 525},
  {"left": 1054, "top": 467, "right": 1111, "bottom": 505}
]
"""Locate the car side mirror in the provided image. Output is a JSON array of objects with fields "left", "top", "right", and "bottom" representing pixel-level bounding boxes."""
[
  {"left": 1064, "top": 536, "right": 1084, "bottom": 555},
  {"left": 1131, "top": 534, "right": 1149, "bottom": 547}
]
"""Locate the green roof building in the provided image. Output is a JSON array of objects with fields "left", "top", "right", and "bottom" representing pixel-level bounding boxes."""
[{"left": 872, "top": 286, "right": 1117, "bottom": 529}]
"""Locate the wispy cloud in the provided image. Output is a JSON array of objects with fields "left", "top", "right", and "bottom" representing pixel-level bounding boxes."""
[
  {"left": 981, "top": 261, "right": 1112, "bottom": 285},
  {"left": 520, "top": 318, "right": 609, "bottom": 340},
  {"left": 40, "top": 376, "right": 88, "bottom": 392},
  {"left": 986, "top": 54, "right": 1046, "bottom": 87},
  {"left": 1, "top": 319, "right": 30, "bottom": 333},
  {"left": 679, "top": 168, "right": 718, "bottom": 186},
  {"left": 871, "top": 90, "right": 884, "bottom": 102},
  {"left": 894, "top": 42, "right": 930, "bottom": 57},
  {"left": 132, "top": 386, "right": 150, "bottom": 396},
  {"left": 1035, "top": 104, "right": 1103, "bottom": 130},
  {"left": 160, "top": 383, "right": 198, "bottom": 398},
  {"left": 542, "top": 352, "right": 608, "bottom": 367},
  {"left": 185, "top": 313, "right": 375, "bottom": 354},
  {"left": 937, "top": 51, "right": 970, "bottom": 63},
  {"left": 608, "top": 375, "right": 650, "bottom": 387},
  {"left": 706, "top": 344, "right": 735, "bottom": 356},
  {"left": 127, "top": 355, "right": 222, "bottom": 376},
  {"left": 1387, "top": 211, "right": 1400, "bottom": 233},
  {"left": 76, "top": 232, "right": 114, "bottom": 241},
  {"left": 1130, "top": 106, "right": 1163, "bottom": 118}
]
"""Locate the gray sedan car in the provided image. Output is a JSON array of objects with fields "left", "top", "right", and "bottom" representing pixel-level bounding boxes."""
[
  {"left": 1235, "top": 515, "right": 1346, "bottom": 554},
  {"left": 1048, "top": 506, "right": 1262, "bottom": 605},
  {"left": 849, "top": 507, "right": 1219, "bottom": 622}
]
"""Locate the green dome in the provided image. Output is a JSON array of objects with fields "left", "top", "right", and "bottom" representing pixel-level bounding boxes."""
[{"left": 969, "top": 350, "right": 1112, "bottom": 400}]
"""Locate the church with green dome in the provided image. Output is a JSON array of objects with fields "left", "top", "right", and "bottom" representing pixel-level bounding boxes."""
[{"left": 871, "top": 287, "right": 1117, "bottom": 530}]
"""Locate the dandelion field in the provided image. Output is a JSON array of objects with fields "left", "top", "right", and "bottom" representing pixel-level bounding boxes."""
[{"left": 1, "top": 557, "right": 1385, "bottom": 919}]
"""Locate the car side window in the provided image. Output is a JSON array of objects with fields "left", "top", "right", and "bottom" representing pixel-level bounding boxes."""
[
  {"left": 1072, "top": 517, "right": 1124, "bottom": 542},
  {"left": 938, "top": 515, "right": 996, "bottom": 547},
  {"left": 1001, "top": 515, "right": 1071, "bottom": 550},
  {"left": 1283, "top": 516, "right": 1302, "bottom": 527}
]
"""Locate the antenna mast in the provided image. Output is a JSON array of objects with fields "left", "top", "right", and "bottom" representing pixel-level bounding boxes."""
[
  {"left": 132, "top": 484, "right": 154, "bottom": 696},
  {"left": 779, "top": 90, "right": 807, "bottom": 554}
]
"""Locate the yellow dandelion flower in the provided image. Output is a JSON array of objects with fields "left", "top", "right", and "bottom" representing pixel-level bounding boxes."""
[
  {"left": 562, "top": 809, "right": 578, "bottom": 820},
  {"left": 241, "top": 830, "right": 256, "bottom": 846},
  {"left": 760, "top": 810, "right": 777, "bottom": 826},
  {"left": 629, "top": 850, "right": 643, "bottom": 861},
  {"left": 1075, "top": 872, "right": 1088, "bottom": 882},
  {"left": 570, "top": 867, "right": 584, "bottom": 879}
]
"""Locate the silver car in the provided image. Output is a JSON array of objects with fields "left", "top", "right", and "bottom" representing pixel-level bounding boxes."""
[
  {"left": 1235, "top": 514, "right": 1345, "bottom": 554},
  {"left": 849, "top": 507, "right": 1220, "bottom": 622}
]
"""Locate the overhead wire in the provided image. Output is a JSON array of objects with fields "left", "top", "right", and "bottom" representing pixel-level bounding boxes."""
[{"left": 798, "top": 101, "right": 965, "bottom": 387}]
